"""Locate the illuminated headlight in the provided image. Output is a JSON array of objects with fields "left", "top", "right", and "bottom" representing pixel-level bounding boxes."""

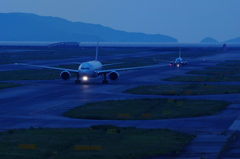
[
  {"left": 82, "top": 76, "right": 88, "bottom": 81},
  {"left": 177, "top": 64, "right": 180, "bottom": 67}
]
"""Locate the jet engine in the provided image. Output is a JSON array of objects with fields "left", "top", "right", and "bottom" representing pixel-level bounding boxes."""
[
  {"left": 60, "top": 71, "right": 71, "bottom": 81},
  {"left": 108, "top": 71, "right": 119, "bottom": 81}
]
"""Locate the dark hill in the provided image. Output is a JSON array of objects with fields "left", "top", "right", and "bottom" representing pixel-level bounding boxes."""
[
  {"left": 224, "top": 37, "right": 240, "bottom": 43},
  {"left": 0, "top": 13, "right": 177, "bottom": 42},
  {"left": 200, "top": 37, "right": 218, "bottom": 43}
]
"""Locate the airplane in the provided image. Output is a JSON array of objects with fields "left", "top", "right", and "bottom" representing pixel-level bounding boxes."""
[
  {"left": 15, "top": 42, "right": 156, "bottom": 84},
  {"left": 169, "top": 48, "right": 188, "bottom": 67}
]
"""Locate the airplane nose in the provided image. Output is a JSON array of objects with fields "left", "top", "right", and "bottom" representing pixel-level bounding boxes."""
[{"left": 80, "top": 70, "right": 93, "bottom": 77}]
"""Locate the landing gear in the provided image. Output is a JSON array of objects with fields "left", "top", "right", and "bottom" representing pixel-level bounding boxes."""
[
  {"left": 75, "top": 73, "right": 81, "bottom": 84},
  {"left": 102, "top": 80, "right": 108, "bottom": 84},
  {"left": 75, "top": 80, "right": 81, "bottom": 84},
  {"left": 102, "top": 73, "right": 108, "bottom": 84}
]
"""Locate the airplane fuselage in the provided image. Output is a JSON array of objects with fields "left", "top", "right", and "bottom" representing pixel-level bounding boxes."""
[
  {"left": 175, "top": 57, "right": 183, "bottom": 64},
  {"left": 170, "top": 57, "right": 187, "bottom": 67},
  {"left": 78, "top": 61, "right": 102, "bottom": 77}
]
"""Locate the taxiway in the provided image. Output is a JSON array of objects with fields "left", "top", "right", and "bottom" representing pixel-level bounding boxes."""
[{"left": 0, "top": 49, "right": 240, "bottom": 158}]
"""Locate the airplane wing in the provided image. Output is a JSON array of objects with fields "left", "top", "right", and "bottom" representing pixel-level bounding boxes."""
[
  {"left": 96, "top": 64, "right": 160, "bottom": 74},
  {"left": 102, "top": 62, "right": 124, "bottom": 67},
  {"left": 71, "top": 62, "right": 124, "bottom": 67},
  {"left": 14, "top": 63, "right": 79, "bottom": 73}
]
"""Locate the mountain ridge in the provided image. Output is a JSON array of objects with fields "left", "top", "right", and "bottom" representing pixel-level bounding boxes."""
[
  {"left": 200, "top": 37, "right": 218, "bottom": 43},
  {"left": 0, "top": 12, "right": 178, "bottom": 42}
]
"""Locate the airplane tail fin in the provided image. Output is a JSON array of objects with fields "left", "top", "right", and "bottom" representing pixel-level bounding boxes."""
[
  {"left": 95, "top": 41, "right": 99, "bottom": 61},
  {"left": 179, "top": 48, "right": 181, "bottom": 58},
  {"left": 221, "top": 43, "right": 228, "bottom": 52}
]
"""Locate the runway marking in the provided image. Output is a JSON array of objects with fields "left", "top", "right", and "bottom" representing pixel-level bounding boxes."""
[{"left": 29, "top": 102, "right": 67, "bottom": 116}]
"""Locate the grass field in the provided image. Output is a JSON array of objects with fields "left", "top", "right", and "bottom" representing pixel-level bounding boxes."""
[
  {"left": 0, "top": 47, "right": 152, "bottom": 62},
  {"left": 0, "top": 64, "right": 80, "bottom": 81},
  {"left": 187, "top": 62, "right": 240, "bottom": 75},
  {"left": 186, "top": 70, "right": 240, "bottom": 75},
  {"left": 0, "top": 47, "right": 220, "bottom": 65},
  {"left": 0, "top": 126, "right": 194, "bottom": 159},
  {"left": 164, "top": 75, "right": 240, "bottom": 82},
  {"left": 0, "top": 82, "right": 22, "bottom": 90},
  {"left": 63, "top": 98, "right": 229, "bottom": 120},
  {"left": 124, "top": 84, "right": 240, "bottom": 95}
]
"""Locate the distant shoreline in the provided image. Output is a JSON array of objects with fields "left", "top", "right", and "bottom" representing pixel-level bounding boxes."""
[{"left": 0, "top": 41, "right": 239, "bottom": 48}]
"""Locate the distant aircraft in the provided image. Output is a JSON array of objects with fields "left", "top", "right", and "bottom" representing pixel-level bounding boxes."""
[
  {"left": 169, "top": 48, "right": 188, "bottom": 67},
  {"left": 15, "top": 42, "right": 155, "bottom": 84}
]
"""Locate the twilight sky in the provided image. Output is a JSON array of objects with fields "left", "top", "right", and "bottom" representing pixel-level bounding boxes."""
[{"left": 0, "top": 0, "right": 239, "bottom": 42}]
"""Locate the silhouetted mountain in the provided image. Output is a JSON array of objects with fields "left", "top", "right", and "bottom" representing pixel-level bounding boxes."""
[
  {"left": 200, "top": 37, "right": 218, "bottom": 43},
  {"left": 224, "top": 37, "right": 240, "bottom": 43},
  {"left": 0, "top": 13, "right": 177, "bottom": 42}
]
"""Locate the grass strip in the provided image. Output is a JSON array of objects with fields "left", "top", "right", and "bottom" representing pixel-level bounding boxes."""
[
  {"left": 63, "top": 98, "right": 229, "bottom": 120},
  {"left": 0, "top": 126, "right": 194, "bottom": 159},
  {"left": 187, "top": 61, "right": 240, "bottom": 75},
  {"left": 124, "top": 84, "right": 240, "bottom": 95},
  {"left": 0, "top": 82, "right": 22, "bottom": 90},
  {"left": 0, "top": 48, "right": 152, "bottom": 61},
  {"left": 0, "top": 64, "right": 80, "bottom": 81},
  {"left": 163, "top": 75, "right": 240, "bottom": 82},
  {"left": 187, "top": 70, "right": 240, "bottom": 75}
]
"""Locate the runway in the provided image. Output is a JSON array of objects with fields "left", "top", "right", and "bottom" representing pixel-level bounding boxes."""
[{"left": 1, "top": 49, "right": 240, "bottom": 158}]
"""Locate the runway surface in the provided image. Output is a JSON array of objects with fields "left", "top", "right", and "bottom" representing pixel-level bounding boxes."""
[{"left": 0, "top": 49, "right": 240, "bottom": 158}]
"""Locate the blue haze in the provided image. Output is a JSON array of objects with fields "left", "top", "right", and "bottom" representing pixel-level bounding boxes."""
[{"left": 0, "top": 0, "right": 240, "bottom": 42}]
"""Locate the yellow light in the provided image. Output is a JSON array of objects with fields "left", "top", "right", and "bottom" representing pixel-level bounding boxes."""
[{"left": 83, "top": 76, "right": 88, "bottom": 81}]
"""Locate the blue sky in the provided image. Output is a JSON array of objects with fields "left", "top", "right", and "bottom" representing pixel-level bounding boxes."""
[{"left": 0, "top": 0, "right": 239, "bottom": 42}]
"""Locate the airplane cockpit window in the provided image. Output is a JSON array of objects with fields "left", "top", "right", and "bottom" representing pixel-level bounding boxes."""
[{"left": 81, "top": 68, "right": 89, "bottom": 70}]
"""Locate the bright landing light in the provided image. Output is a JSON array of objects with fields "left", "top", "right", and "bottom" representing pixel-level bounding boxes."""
[{"left": 82, "top": 76, "right": 88, "bottom": 81}]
